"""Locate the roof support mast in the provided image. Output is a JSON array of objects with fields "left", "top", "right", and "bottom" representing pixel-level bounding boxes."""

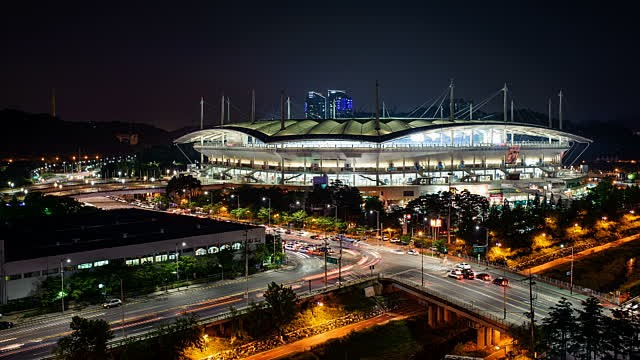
[
  {"left": 558, "top": 90, "right": 563, "bottom": 130},
  {"left": 200, "top": 96, "right": 204, "bottom": 166},
  {"left": 287, "top": 97, "right": 291, "bottom": 120},
  {"left": 375, "top": 80, "right": 380, "bottom": 186},
  {"left": 548, "top": 98, "right": 552, "bottom": 143},
  {"left": 502, "top": 83, "right": 508, "bottom": 122},
  {"left": 251, "top": 89, "right": 256, "bottom": 124},
  {"left": 449, "top": 79, "right": 455, "bottom": 121},
  {"left": 220, "top": 94, "right": 225, "bottom": 126}
]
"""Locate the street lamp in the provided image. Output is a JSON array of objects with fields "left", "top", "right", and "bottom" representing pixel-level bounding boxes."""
[
  {"left": 561, "top": 244, "right": 574, "bottom": 294},
  {"left": 204, "top": 191, "right": 213, "bottom": 206},
  {"left": 327, "top": 204, "right": 341, "bottom": 286},
  {"left": 60, "top": 258, "right": 71, "bottom": 313},
  {"left": 369, "top": 210, "right": 380, "bottom": 246},
  {"left": 218, "top": 263, "right": 224, "bottom": 281},
  {"left": 230, "top": 194, "right": 240, "bottom": 221},
  {"left": 112, "top": 274, "right": 125, "bottom": 339},
  {"left": 175, "top": 242, "right": 186, "bottom": 281},
  {"left": 262, "top": 197, "right": 271, "bottom": 228}
]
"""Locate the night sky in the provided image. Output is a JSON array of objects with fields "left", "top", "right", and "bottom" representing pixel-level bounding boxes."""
[{"left": 2, "top": 1, "right": 637, "bottom": 131}]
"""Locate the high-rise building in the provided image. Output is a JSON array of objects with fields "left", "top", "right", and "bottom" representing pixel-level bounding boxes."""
[
  {"left": 327, "top": 90, "right": 353, "bottom": 118},
  {"left": 305, "top": 92, "right": 326, "bottom": 119}
]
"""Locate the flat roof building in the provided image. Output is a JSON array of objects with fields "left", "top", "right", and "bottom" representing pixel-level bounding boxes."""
[{"left": 0, "top": 209, "right": 264, "bottom": 303}]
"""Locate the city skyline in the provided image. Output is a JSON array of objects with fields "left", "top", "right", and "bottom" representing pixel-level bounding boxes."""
[{"left": 1, "top": 2, "right": 638, "bottom": 131}]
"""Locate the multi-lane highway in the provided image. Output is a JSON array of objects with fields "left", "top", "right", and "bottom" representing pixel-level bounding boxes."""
[{"left": 0, "top": 232, "right": 592, "bottom": 359}]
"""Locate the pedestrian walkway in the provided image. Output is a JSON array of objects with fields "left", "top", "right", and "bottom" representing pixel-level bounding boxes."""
[
  {"left": 243, "top": 306, "right": 425, "bottom": 360},
  {"left": 526, "top": 233, "right": 640, "bottom": 274}
]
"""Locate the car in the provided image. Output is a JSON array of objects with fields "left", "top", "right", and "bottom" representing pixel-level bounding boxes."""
[
  {"left": 462, "top": 269, "right": 475, "bottom": 279},
  {"left": 392, "top": 249, "right": 405, "bottom": 255},
  {"left": 493, "top": 277, "right": 509, "bottom": 286},
  {"left": 448, "top": 269, "right": 463, "bottom": 280},
  {"left": 103, "top": 298, "right": 122, "bottom": 308},
  {"left": 455, "top": 262, "right": 471, "bottom": 270},
  {"left": 406, "top": 249, "right": 419, "bottom": 256},
  {"left": 0, "top": 321, "right": 15, "bottom": 330},
  {"left": 390, "top": 238, "right": 401, "bottom": 243},
  {"left": 476, "top": 273, "right": 492, "bottom": 281},
  {"left": 309, "top": 235, "right": 318, "bottom": 239}
]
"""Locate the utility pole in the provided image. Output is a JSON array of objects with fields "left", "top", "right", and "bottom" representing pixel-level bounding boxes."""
[
  {"left": 323, "top": 237, "right": 328, "bottom": 290},
  {"left": 528, "top": 270, "right": 536, "bottom": 357},
  {"left": 244, "top": 229, "right": 249, "bottom": 306}
]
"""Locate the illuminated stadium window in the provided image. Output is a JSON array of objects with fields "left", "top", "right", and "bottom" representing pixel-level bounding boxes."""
[
  {"left": 169, "top": 253, "right": 176, "bottom": 260},
  {"left": 155, "top": 254, "right": 168, "bottom": 262},
  {"left": 231, "top": 242, "right": 242, "bottom": 250},
  {"left": 77, "top": 263, "right": 93, "bottom": 270},
  {"left": 220, "top": 244, "right": 230, "bottom": 251},
  {"left": 140, "top": 256, "right": 153, "bottom": 264},
  {"left": 208, "top": 246, "right": 219, "bottom": 254},
  {"left": 126, "top": 259, "right": 140, "bottom": 266},
  {"left": 94, "top": 260, "right": 109, "bottom": 267},
  {"left": 195, "top": 248, "right": 207, "bottom": 256}
]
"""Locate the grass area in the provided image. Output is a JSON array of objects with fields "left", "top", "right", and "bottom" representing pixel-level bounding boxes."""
[{"left": 540, "top": 238, "right": 640, "bottom": 295}]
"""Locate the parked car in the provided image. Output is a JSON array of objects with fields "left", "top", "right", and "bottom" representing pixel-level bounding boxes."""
[
  {"left": 390, "top": 238, "right": 401, "bottom": 243},
  {"left": 0, "top": 321, "right": 14, "bottom": 330},
  {"left": 448, "top": 269, "right": 463, "bottom": 280},
  {"left": 455, "top": 262, "right": 471, "bottom": 270},
  {"left": 103, "top": 298, "right": 123, "bottom": 308},
  {"left": 493, "top": 277, "right": 509, "bottom": 286},
  {"left": 476, "top": 273, "right": 492, "bottom": 281},
  {"left": 462, "top": 269, "right": 475, "bottom": 279},
  {"left": 406, "top": 249, "right": 419, "bottom": 256}
]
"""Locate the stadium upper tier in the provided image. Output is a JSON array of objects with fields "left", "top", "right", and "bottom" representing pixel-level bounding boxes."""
[{"left": 174, "top": 118, "right": 591, "bottom": 188}]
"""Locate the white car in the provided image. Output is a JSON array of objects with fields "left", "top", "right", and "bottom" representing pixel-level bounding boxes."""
[
  {"left": 390, "top": 238, "right": 401, "bottom": 243},
  {"left": 455, "top": 262, "right": 471, "bottom": 270},
  {"left": 102, "top": 299, "right": 122, "bottom": 308},
  {"left": 406, "top": 249, "right": 419, "bottom": 256},
  {"left": 448, "top": 269, "right": 464, "bottom": 280}
]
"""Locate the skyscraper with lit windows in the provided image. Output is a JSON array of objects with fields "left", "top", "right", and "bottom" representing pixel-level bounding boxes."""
[
  {"left": 327, "top": 90, "right": 353, "bottom": 118},
  {"left": 305, "top": 91, "right": 326, "bottom": 119}
]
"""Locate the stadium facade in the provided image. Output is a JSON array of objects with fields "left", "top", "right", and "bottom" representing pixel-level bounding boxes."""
[{"left": 175, "top": 117, "right": 592, "bottom": 204}]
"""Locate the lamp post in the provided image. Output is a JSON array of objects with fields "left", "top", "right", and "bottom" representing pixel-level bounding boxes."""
[
  {"left": 244, "top": 230, "right": 249, "bottom": 306},
  {"left": 370, "top": 210, "right": 380, "bottom": 246},
  {"left": 218, "top": 264, "right": 224, "bottom": 281},
  {"left": 113, "top": 274, "right": 125, "bottom": 339},
  {"left": 562, "top": 244, "right": 574, "bottom": 294},
  {"left": 475, "top": 225, "right": 489, "bottom": 261},
  {"left": 230, "top": 194, "right": 240, "bottom": 221},
  {"left": 262, "top": 196, "right": 275, "bottom": 228},
  {"left": 327, "top": 204, "right": 341, "bottom": 285},
  {"left": 60, "top": 258, "right": 70, "bottom": 313},
  {"left": 175, "top": 242, "right": 186, "bottom": 281},
  {"left": 204, "top": 191, "right": 213, "bottom": 206}
]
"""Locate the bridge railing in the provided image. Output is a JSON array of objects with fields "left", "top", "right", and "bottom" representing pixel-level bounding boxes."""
[{"left": 380, "top": 274, "right": 512, "bottom": 329}]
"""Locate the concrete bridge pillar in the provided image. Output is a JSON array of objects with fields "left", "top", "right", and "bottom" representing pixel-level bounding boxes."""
[
  {"left": 485, "top": 326, "right": 493, "bottom": 346},
  {"left": 436, "top": 306, "right": 444, "bottom": 324},
  {"left": 427, "top": 305, "right": 436, "bottom": 328},
  {"left": 477, "top": 327, "right": 486, "bottom": 348},
  {"left": 492, "top": 329, "right": 501, "bottom": 345}
]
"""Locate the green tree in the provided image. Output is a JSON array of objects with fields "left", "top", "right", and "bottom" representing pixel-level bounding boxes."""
[
  {"left": 542, "top": 297, "right": 575, "bottom": 360},
  {"left": 53, "top": 316, "right": 114, "bottom": 360},
  {"left": 263, "top": 281, "right": 298, "bottom": 338},
  {"left": 573, "top": 297, "right": 606, "bottom": 360},
  {"left": 166, "top": 174, "right": 201, "bottom": 202}
]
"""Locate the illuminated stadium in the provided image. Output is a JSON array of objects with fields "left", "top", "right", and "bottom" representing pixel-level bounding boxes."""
[{"left": 175, "top": 115, "right": 592, "bottom": 203}]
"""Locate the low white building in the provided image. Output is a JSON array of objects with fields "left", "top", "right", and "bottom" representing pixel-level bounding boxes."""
[{"left": 0, "top": 209, "right": 264, "bottom": 303}]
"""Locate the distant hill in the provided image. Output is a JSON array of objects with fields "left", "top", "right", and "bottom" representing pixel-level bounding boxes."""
[{"left": 0, "top": 109, "right": 172, "bottom": 158}]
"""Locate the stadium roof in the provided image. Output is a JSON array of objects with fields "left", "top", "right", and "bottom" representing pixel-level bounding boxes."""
[{"left": 175, "top": 118, "right": 592, "bottom": 144}]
